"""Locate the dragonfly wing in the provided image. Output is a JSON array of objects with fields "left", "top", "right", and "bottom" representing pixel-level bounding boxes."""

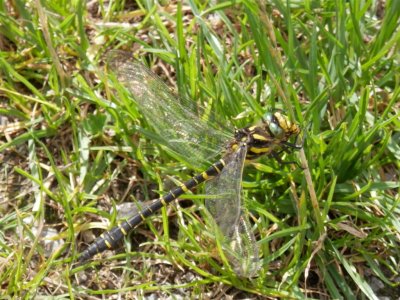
[
  {"left": 205, "top": 146, "right": 260, "bottom": 277},
  {"left": 107, "top": 51, "right": 232, "bottom": 168}
]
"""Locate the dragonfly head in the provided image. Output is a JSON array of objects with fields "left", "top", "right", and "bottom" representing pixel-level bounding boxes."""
[
  {"left": 231, "top": 111, "right": 301, "bottom": 160},
  {"left": 262, "top": 111, "right": 300, "bottom": 141}
]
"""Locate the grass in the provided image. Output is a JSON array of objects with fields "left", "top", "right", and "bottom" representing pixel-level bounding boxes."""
[{"left": 1, "top": 0, "right": 399, "bottom": 299}]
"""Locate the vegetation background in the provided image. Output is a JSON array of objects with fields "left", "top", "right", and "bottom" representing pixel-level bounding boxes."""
[{"left": 0, "top": 0, "right": 399, "bottom": 299}]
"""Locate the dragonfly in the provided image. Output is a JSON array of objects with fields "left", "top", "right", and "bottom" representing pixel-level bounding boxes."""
[{"left": 78, "top": 51, "right": 301, "bottom": 277}]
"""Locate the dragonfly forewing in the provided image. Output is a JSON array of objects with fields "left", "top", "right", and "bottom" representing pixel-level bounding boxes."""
[
  {"left": 107, "top": 51, "right": 232, "bottom": 169},
  {"left": 205, "top": 145, "right": 260, "bottom": 277}
]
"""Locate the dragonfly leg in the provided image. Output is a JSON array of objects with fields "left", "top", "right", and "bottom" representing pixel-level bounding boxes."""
[{"left": 270, "top": 151, "right": 303, "bottom": 169}]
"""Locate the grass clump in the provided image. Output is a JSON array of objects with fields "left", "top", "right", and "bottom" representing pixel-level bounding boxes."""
[{"left": 0, "top": 1, "right": 399, "bottom": 299}]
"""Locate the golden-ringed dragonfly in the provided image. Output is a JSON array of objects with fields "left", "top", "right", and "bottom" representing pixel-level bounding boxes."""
[{"left": 78, "top": 51, "right": 301, "bottom": 277}]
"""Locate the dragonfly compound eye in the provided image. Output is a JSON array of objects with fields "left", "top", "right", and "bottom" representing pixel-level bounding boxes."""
[
  {"left": 269, "top": 121, "right": 285, "bottom": 139},
  {"left": 263, "top": 111, "right": 301, "bottom": 139},
  {"left": 263, "top": 112, "right": 285, "bottom": 139}
]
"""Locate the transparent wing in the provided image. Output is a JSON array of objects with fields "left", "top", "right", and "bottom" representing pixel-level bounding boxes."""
[
  {"left": 107, "top": 51, "right": 232, "bottom": 169},
  {"left": 206, "top": 146, "right": 260, "bottom": 277}
]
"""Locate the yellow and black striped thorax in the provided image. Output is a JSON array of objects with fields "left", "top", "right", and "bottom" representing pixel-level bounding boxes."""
[{"left": 232, "top": 111, "right": 300, "bottom": 160}]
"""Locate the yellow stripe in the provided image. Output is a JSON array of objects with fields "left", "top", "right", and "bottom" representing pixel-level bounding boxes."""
[
  {"left": 160, "top": 198, "right": 167, "bottom": 206},
  {"left": 213, "top": 164, "right": 221, "bottom": 173},
  {"left": 220, "top": 159, "right": 226, "bottom": 166},
  {"left": 139, "top": 212, "right": 146, "bottom": 221},
  {"left": 202, "top": 171, "right": 209, "bottom": 180},
  {"left": 275, "top": 112, "right": 290, "bottom": 131},
  {"left": 250, "top": 147, "right": 270, "bottom": 154},
  {"left": 119, "top": 225, "right": 127, "bottom": 235},
  {"left": 248, "top": 125, "right": 257, "bottom": 131},
  {"left": 181, "top": 184, "right": 189, "bottom": 192},
  {"left": 105, "top": 240, "right": 112, "bottom": 248},
  {"left": 193, "top": 177, "right": 199, "bottom": 184},
  {"left": 126, "top": 221, "right": 133, "bottom": 229},
  {"left": 252, "top": 133, "right": 268, "bottom": 141}
]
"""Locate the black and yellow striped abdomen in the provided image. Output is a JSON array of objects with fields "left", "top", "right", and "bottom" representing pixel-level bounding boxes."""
[{"left": 78, "top": 159, "right": 226, "bottom": 263}]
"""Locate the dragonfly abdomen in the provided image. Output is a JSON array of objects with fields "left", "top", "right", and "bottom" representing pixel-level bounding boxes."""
[{"left": 78, "top": 159, "right": 226, "bottom": 263}]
